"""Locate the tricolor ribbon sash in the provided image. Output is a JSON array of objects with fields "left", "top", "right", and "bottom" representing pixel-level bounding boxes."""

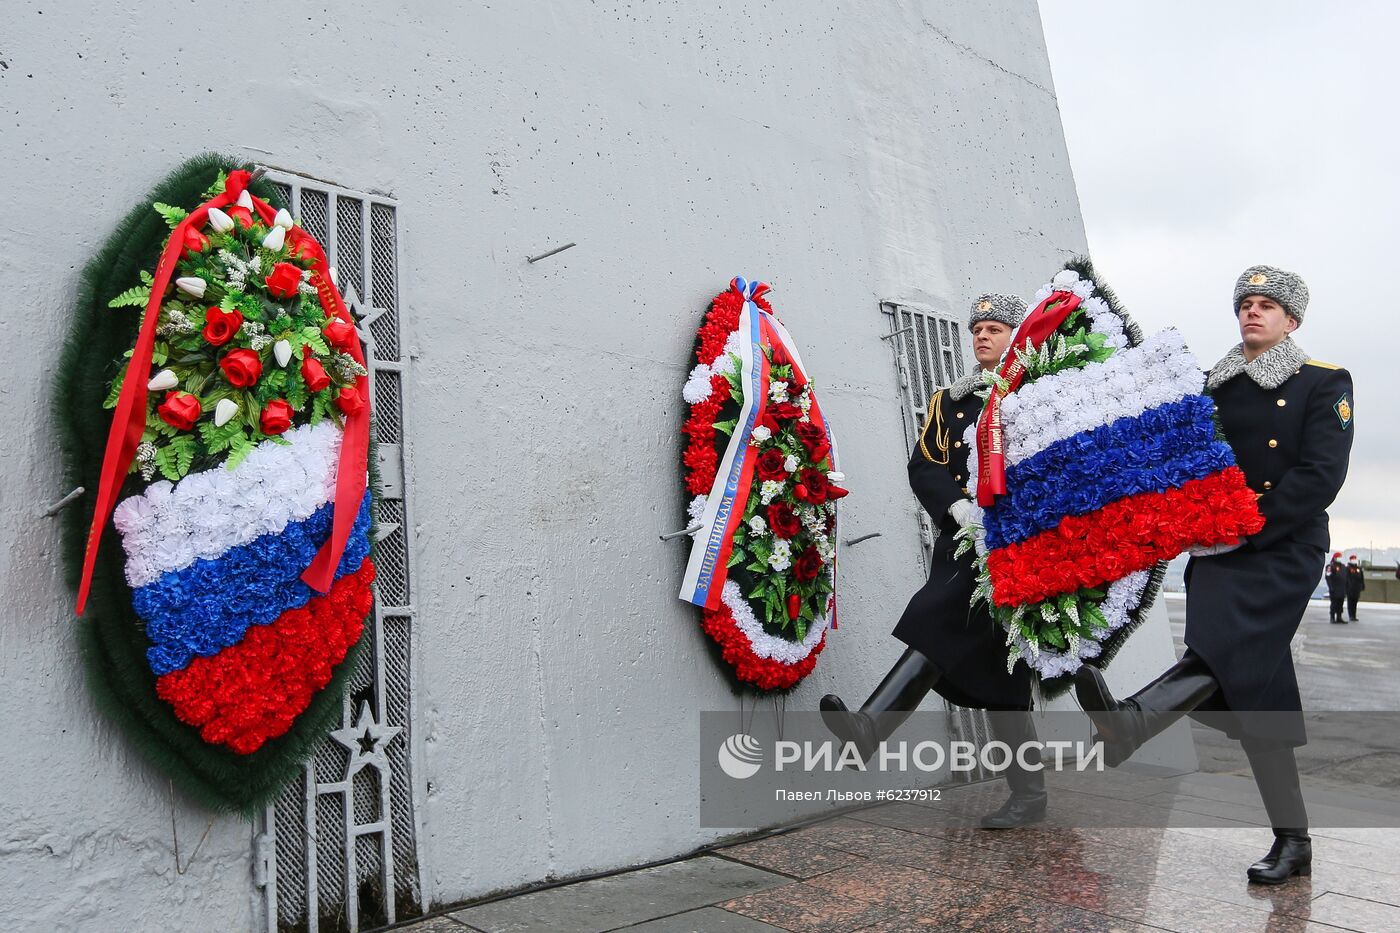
[
  {"left": 680, "top": 278, "right": 770, "bottom": 609},
  {"left": 976, "top": 291, "right": 1081, "bottom": 507},
  {"left": 76, "top": 169, "right": 369, "bottom": 614}
]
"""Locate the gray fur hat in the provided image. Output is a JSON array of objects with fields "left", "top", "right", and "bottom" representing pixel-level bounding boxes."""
[
  {"left": 968, "top": 293, "right": 1026, "bottom": 331},
  {"left": 1234, "top": 265, "right": 1309, "bottom": 324}
]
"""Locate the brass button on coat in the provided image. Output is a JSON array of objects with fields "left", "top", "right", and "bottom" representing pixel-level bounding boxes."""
[
  {"left": 1263, "top": 481, "right": 1273, "bottom": 489},
  {"left": 954, "top": 440, "right": 963, "bottom": 448},
  {"left": 1276, "top": 398, "right": 1287, "bottom": 407},
  {"left": 1268, "top": 439, "right": 1278, "bottom": 448},
  {"left": 956, "top": 411, "right": 965, "bottom": 419}
]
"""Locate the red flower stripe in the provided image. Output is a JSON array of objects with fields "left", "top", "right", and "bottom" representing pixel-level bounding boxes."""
[
  {"left": 987, "top": 467, "right": 1264, "bottom": 606},
  {"left": 155, "top": 559, "right": 376, "bottom": 754},
  {"left": 701, "top": 604, "right": 827, "bottom": 690}
]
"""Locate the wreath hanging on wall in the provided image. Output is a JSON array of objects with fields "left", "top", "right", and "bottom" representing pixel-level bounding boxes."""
[
  {"left": 56, "top": 155, "right": 375, "bottom": 812},
  {"left": 679, "top": 278, "right": 847, "bottom": 690}
]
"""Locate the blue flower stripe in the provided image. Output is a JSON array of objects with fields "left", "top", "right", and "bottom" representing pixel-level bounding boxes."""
[
  {"left": 138, "top": 491, "right": 373, "bottom": 675},
  {"left": 983, "top": 396, "right": 1236, "bottom": 550}
]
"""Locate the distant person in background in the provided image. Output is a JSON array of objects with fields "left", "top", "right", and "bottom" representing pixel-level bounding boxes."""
[
  {"left": 1325, "top": 552, "right": 1347, "bottom": 623},
  {"left": 1346, "top": 555, "right": 1366, "bottom": 621}
]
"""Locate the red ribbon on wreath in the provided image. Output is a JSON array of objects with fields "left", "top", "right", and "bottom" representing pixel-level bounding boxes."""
[
  {"left": 975, "top": 291, "right": 1081, "bottom": 507},
  {"left": 75, "top": 169, "right": 370, "bottom": 614}
]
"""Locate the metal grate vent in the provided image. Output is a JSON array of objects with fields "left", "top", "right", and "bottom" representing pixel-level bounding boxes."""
[
  {"left": 256, "top": 170, "right": 421, "bottom": 933},
  {"left": 881, "top": 300, "right": 990, "bottom": 783}
]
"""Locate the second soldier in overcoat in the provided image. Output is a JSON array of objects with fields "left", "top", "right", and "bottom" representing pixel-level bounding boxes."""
[{"left": 821, "top": 294, "right": 1045, "bottom": 829}]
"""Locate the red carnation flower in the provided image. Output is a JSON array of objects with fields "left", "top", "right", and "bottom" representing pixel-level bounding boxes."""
[{"left": 768, "top": 503, "right": 801, "bottom": 538}]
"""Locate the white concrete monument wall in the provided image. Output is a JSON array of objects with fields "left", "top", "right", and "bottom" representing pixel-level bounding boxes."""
[{"left": 0, "top": 0, "right": 1185, "bottom": 928}]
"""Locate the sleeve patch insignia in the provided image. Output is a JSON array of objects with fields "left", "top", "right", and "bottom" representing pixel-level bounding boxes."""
[{"left": 1334, "top": 394, "right": 1352, "bottom": 429}]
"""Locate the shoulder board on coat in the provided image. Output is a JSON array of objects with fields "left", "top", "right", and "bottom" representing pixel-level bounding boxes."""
[{"left": 1305, "top": 359, "right": 1341, "bottom": 370}]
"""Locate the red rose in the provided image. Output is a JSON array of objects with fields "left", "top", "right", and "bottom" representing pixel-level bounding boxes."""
[
  {"left": 301, "top": 352, "right": 331, "bottom": 392},
  {"left": 220, "top": 348, "right": 263, "bottom": 388},
  {"left": 264, "top": 262, "right": 303, "bottom": 299},
  {"left": 771, "top": 344, "right": 791, "bottom": 367},
  {"left": 260, "top": 399, "right": 294, "bottom": 436},
  {"left": 769, "top": 402, "right": 802, "bottom": 421},
  {"left": 227, "top": 205, "right": 255, "bottom": 230},
  {"left": 767, "top": 503, "right": 801, "bottom": 538},
  {"left": 795, "top": 421, "right": 826, "bottom": 451},
  {"left": 335, "top": 385, "right": 366, "bottom": 415},
  {"left": 800, "top": 468, "right": 829, "bottom": 503},
  {"left": 810, "top": 442, "right": 831, "bottom": 466},
  {"left": 756, "top": 448, "right": 788, "bottom": 481},
  {"left": 793, "top": 484, "right": 810, "bottom": 502},
  {"left": 794, "top": 547, "right": 824, "bottom": 582},
  {"left": 157, "top": 391, "right": 201, "bottom": 430},
  {"left": 202, "top": 306, "right": 243, "bottom": 347},
  {"left": 181, "top": 227, "right": 209, "bottom": 259},
  {"left": 286, "top": 226, "right": 320, "bottom": 261},
  {"left": 323, "top": 317, "right": 359, "bottom": 352},
  {"left": 787, "top": 593, "right": 802, "bottom": 620},
  {"left": 760, "top": 413, "right": 782, "bottom": 435}
]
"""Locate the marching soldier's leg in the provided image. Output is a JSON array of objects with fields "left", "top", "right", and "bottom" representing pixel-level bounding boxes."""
[
  {"left": 1243, "top": 740, "right": 1311, "bottom": 884},
  {"left": 1073, "top": 651, "right": 1219, "bottom": 767},
  {"left": 980, "top": 710, "right": 1047, "bottom": 829},
  {"left": 820, "top": 648, "right": 940, "bottom": 764}
]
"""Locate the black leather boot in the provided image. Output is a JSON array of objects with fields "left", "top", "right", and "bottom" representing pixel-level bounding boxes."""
[
  {"left": 820, "top": 648, "right": 939, "bottom": 764},
  {"left": 980, "top": 711, "right": 1047, "bottom": 829},
  {"left": 1247, "top": 830, "right": 1312, "bottom": 884},
  {"left": 1245, "top": 743, "right": 1311, "bottom": 883},
  {"left": 1073, "top": 653, "right": 1218, "bottom": 767}
]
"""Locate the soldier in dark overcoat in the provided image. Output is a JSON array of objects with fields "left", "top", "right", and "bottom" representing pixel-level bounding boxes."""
[
  {"left": 1075, "top": 264, "right": 1354, "bottom": 885},
  {"left": 1345, "top": 555, "right": 1366, "bottom": 620},
  {"left": 822, "top": 294, "right": 1045, "bottom": 828},
  {"left": 1324, "top": 552, "right": 1346, "bottom": 623}
]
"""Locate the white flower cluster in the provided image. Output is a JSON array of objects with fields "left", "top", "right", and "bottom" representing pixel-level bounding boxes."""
[
  {"left": 1032, "top": 269, "right": 1128, "bottom": 352},
  {"left": 721, "top": 579, "right": 829, "bottom": 664},
  {"left": 759, "top": 480, "right": 786, "bottom": 504},
  {"left": 682, "top": 362, "right": 714, "bottom": 404},
  {"left": 1013, "top": 571, "right": 1150, "bottom": 678},
  {"left": 241, "top": 319, "right": 273, "bottom": 352},
  {"left": 332, "top": 351, "right": 369, "bottom": 381},
  {"left": 113, "top": 421, "right": 342, "bottom": 588},
  {"left": 297, "top": 268, "right": 318, "bottom": 297},
  {"left": 999, "top": 329, "right": 1202, "bottom": 466},
  {"left": 157, "top": 307, "right": 197, "bottom": 338},
  {"left": 769, "top": 380, "right": 789, "bottom": 403},
  {"left": 768, "top": 538, "right": 792, "bottom": 571},
  {"left": 799, "top": 504, "right": 825, "bottom": 534}
]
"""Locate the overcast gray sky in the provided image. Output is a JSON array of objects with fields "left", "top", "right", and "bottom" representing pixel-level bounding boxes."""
[{"left": 1040, "top": 0, "right": 1399, "bottom": 554}]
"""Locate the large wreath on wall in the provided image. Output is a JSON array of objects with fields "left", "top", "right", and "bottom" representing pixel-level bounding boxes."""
[
  {"left": 56, "top": 155, "right": 375, "bottom": 812},
  {"left": 955, "top": 258, "right": 1263, "bottom": 696},
  {"left": 679, "top": 278, "right": 847, "bottom": 690}
]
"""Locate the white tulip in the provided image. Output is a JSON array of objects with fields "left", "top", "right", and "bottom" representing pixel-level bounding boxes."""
[
  {"left": 262, "top": 226, "right": 286, "bottom": 251},
  {"left": 147, "top": 369, "right": 179, "bottom": 392},
  {"left": 175, "top": 276, "right": 207, "bottom": 298},
  {"left": 214, "top": 398, "right": 239, "bottom": 427},
  {"left": 236, "top": 190, "right": 254, "bottom": 210},
  {"left": 273, "top": 339, "right": 293, "bottom": 368},
  {"left": 274, "top": 209, "right": 294, "bottom": 229},
  {"left": 206, "top": 207, "right": 235, "bottom": 233}
]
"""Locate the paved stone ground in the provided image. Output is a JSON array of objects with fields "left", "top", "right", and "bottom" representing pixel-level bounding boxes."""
[{"left": 393, "top": 599, "right": 1400, "bottom": 933}]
